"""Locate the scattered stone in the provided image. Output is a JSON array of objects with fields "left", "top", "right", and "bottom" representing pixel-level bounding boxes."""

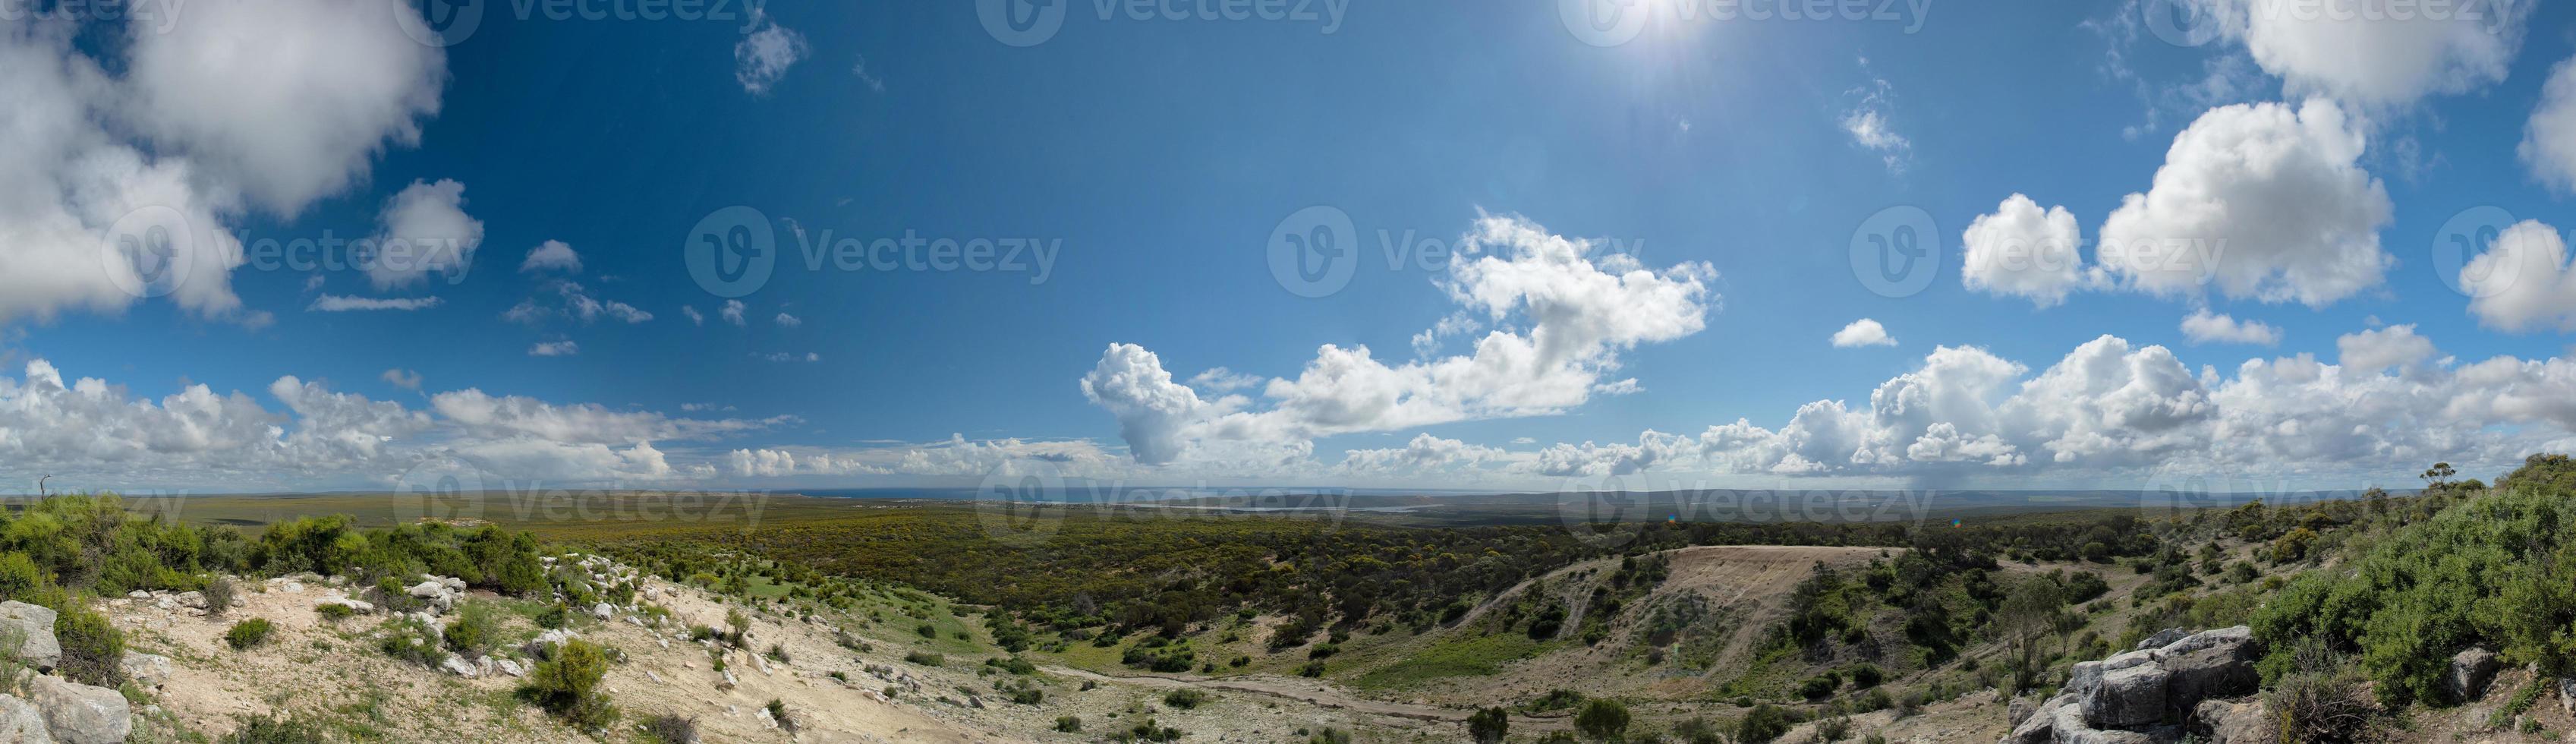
[
  {"left": 28, "top": 676, "right": 128, "bottom": 744},
  {"left": 2448, "top": 647, "right": 2501, "bottom": 703},
  {"left": 590, "top": 603, "right": 613, "bottom": 621},
  {"left": 118, "top": 652, "right": 171, "bottom": 689},
  {"left": 439, "top": 656, "right": 480, "bottom": 678}
]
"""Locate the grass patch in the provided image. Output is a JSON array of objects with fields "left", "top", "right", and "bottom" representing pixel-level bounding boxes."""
[{"left": 1354, "top": 633, "right": 1554, "bottom": 689}]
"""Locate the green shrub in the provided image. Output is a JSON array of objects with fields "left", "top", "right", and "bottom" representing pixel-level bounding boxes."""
[
  {"left": 904, "top": 651, "right": 944, "bottom": 667},
  {"left": 534, "top": 604, "right": 568, "bottom": 629},
  {"left": 763, "top": 698, "right": 798, "bottom": 733},
  {"left": 1737, "top": 704, "right": 1794, "bottom": 743},
  {"left": 2252, "top": 481, "right": 2576, "bottom": 704},
  {"left": 640, "top": 714, "right": 697, "bottom": 744},
  {"left": 225, "top": 618, "right": 275, "bottom": 650},
  {"left": 1573, "top": 698, "right": 1629, "bottom": 741},
  {"left": 1162, "top": 689, "right": 1208, "bottom": 709},
  {"left": 314, "top": 603, "right": 357, "bottom": 623},
  {"left": 203, "top": 575, "right": 238, "bottom": 618},
  {"left": 524, "top": 639, "right": 614, "bottom": 727},
  {"left": 444, "top": 603, "right": 496, "bottom": 657},
  {"left": 1466, "top": 706, "right": 1510, "bottom": 743},
  {"left": 53, "top": 604, "right": 124, "bottom": 687},
  {"left": 0, "top": 553, "right": 45, "bottom": 603},
  {"left": 376, "top": 617, "right": 448, "bottom": 667},
  {"left": 1053, "top": 715, "right": 1082, "bottom": 733}
]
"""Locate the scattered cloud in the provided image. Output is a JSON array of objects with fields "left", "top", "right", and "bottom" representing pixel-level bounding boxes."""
[
  {"left": 734, "top": 11, "right": 806, "bottom": 96},
  {"left": 528, "top": 341, "right": 578, "bottom": 357},
  {"left": 2096, "top": 99, "right": 2392, "bottom": 307},
  {"left": 1960, "top": 194, "right": 2086, "bottom": 307},
  {"left": 1831, "top": 319, "right": 1897, "bottom": 348},
  {"left": 382, "top": 369, "right": 423, "bottom": 390},
  {"left": 1084, "top": 214, "right": 1715, "bottom": 465},
  {"left": 2184, "top": 0, "right": 2527, "bottom": 109},
  {"left": 1839, "top": 75, "right": 1910, "bottom": 173},
  {"left": 519, "top": 240, "right": 582, "bottom": 274},
  {"left": 2464, "top": 220, "right": 2576, "bottom": 332},
  {"left": 310, "top": 295, "right": 443, "bottom": 312},
  {"left": 2179, "top": 310, "right": 2282, "bottom": 345},
  {"left": 363, "top": 179, "right": 483, "bottom": 290}
]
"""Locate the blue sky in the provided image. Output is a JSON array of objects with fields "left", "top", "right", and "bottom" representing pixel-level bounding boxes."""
[{"left": 6, "top": 0, "right": 2576, "bottom": 494}]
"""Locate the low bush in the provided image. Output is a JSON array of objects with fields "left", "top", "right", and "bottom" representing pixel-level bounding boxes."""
[
  {"left": 524, "top": 639, "right": 615, "bottom": 728},
  {"left": 376, "top": 616, "right": 448, "bottom": 667},
  {"left": 203, "top": 575, "right": 238, "bottom": 618},
  {"left": 640, "top": 714, "right": 697, "bottom": 744},
  {"left": 444, "top": 602, "right": 496, "bottom": 657},
  {"left": 314, "top": 603, "right": 357, "bottom": 623},
  {"left": 1162, "top": 689, "right": 1208, "bottom": 709},
  {"left": 54, "top": 604, "right": 124, "bottom": 687},
  {"left": 225, "top": 618, "right": 275, "bottom": 650}
]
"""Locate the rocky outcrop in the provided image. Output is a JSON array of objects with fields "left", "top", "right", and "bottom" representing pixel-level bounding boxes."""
[
  {"left": 27, "top": 676, "right": 128, "bottom": 744},
  {"left": 2000, "top": 626, "right": 2263, "bottom": 744},
  {"left": 118, "top": 651, "right": 171, "bottom": 689},
  {"left": 0, "top": 695, "right": 50, "bottom": 744},
  {"left": 2446, "top": 647, "right": 2499, "bottom": 703},
  {"left": 2159, "top": 626, "right": 2260, "bottom": 719},
  {"left": 2194, "top": 699, "right": 2274, "bottom": 744},
  {"left": 0, "top": 603, "right": 59, "bottom": 673}
]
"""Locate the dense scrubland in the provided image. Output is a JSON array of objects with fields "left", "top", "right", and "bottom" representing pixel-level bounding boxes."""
[{"left": 14, "top": 455, "right": 2576, "bottom": 741}]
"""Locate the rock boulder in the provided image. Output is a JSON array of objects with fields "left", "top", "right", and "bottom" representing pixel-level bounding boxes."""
[
  {"left": 0, "top": 603, "right": 60, "bottom": 672},
  {"left": 28, "top": 676, "right": 127, "bottom": 744}
]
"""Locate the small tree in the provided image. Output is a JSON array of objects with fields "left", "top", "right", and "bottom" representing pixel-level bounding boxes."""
[
  {"left": 1997, "top": 575, "right": 2065, "bottom": 693},
  {"left": 1466, "top": 706, "right": 1509, "bottom": 743},
  {"left": 1573, "top": 698, "right": 1629, "bottom": 742}
]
